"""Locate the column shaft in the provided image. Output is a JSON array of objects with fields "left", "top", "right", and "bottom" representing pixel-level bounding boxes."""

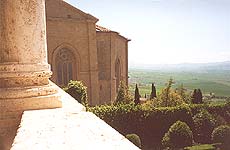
[{"left": 0, "top": 1, "right": 62, "bottom": 149}]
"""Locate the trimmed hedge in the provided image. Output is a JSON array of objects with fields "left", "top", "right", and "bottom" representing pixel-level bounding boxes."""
[
  {"left": 89, "top": 103, "right": 193, "bottom": 147},
  {"left": 162, "top": 121, "right": 193, "bottom": 149},
  {"left": 89, "top": 103, "right": 229, "bottom": 148},
  {"left": 192, "top": 110, "right": 216, "bottom": 144},
  {"left": 184, "top": 144, "right": 217, "bottom": 150},
  {"left": 212, "top": 125, "right": 230, "bottom": 149},
  {"left": 126, "top": 134, "right": 142, "bottom": 148},
  {"left": 190, "top": 103, "right": 230, "bottom": 122}
]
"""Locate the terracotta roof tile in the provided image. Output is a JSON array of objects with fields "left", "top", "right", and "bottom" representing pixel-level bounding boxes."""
[
  {"left": 96, "top": 25, "right": 131, "bottom": 41},
  {"left": 96, "top": 25, "right": 111, "bottom": 32}
]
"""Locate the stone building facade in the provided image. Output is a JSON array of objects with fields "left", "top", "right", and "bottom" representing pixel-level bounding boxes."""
[
  {"left": 0, "top": 1, "right": 138, "bottom": 149},
  {"left": 96, "top": 26, "right": 130, "bottom": 104},
  {"left": 45, "top": 0, "right": 129, "bottom": 105}
]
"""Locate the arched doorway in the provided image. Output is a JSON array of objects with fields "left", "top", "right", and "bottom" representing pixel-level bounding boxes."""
[
  {"left": 115, "top": 59, "right": 121, "bottom": 92},
  {"left": 55, "top": 48, "right": 76, "bottom": 86}
]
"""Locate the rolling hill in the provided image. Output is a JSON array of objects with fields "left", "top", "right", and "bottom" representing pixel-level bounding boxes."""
[{"left": 128, "top": 61, "right": 230, "bottom": 97}]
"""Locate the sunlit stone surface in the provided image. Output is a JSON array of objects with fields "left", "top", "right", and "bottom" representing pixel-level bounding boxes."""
[
  {"left": 0, "top": 0, "right": 61, "bottom": 149},
  {"left": 11, "top": 87, "right": 139, "bottom": 150}
]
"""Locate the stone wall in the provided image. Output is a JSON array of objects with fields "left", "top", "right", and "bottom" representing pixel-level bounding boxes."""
[
  {"left": 97, "top": 33, "right": 112, "bottom": 104},
  {"left": 46, "top": 0, "right": 100, "bottom": 105},
  {"left": 45, "top": 0, "right": 129, "bottom": 105},
  {"left": 97, "top": 31, "right": 129, "bottom": 103},
  {"left": 11, "top": 86, "right": 139, "bottom": 150}
]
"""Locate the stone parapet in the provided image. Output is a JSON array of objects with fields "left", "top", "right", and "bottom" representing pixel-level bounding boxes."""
[{"left": 11, "top": 87, "right": 139, "bottom": 150}]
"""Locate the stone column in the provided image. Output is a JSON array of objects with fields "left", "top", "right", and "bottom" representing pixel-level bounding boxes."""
[{"left": 0, "top": 0, "right": 61, "bottom": 149}]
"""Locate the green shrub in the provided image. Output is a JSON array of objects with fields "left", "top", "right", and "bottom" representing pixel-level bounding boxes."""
[
  {"left": 116, "top": 81, "right": 132, "bottom": 104},
  {"left": 211, "top": 125, "right": 230, "bottom": 149},
  {"left": 206, "top": 103, "right": 230, "bottom": 123},
  {"left": 64, "top": 80, "right": 88, "bottom": 106},
  {"left": 192, "top": 110, "right": 216, "bottom": 143},
  {"left": 154, "top": 78, "right": 188, "bottom": 107},
  {"left": 189, "top": 103, "right": 230, "bottom": 124},
  {"left": 89, "top": 103, "right": 193, "bottom": 148},
  {"left": 126, "top": 133, "right": 141, "bottom": 148},
  {"left": 213, "top": 114, "right": 227, "bottom": 127},
  {"left": 176, "top": 84, "right": 191, "bottom": 104},
  {"left": 88, "top": 103, "right": 229, "bottom": 148},
  {"left": 184, "top": 144, "right": 216, "bottom": 150},
  {"left": 162, "top": 121, "right": 193, "bottom": 149}
]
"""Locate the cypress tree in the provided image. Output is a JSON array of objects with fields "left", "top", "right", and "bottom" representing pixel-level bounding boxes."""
[
  {"left": 134, "top": 84, "right": 140, "bottom": 105},
  {"left": 191, "top": 89, "right": 198, "bottom": 104},
  {"left": 163, "top": 78, "right": 174, "bottom": 107},
  {"left": 197, "top": 89, "right": 203, "bottom": 104},
  {"left": 116, "top": 81, "right": 126, "bottom": 103},
  {"left": 191, "top": 89, "right": 203, "bottom": 104},
  {"left": 150, "top": 83, "right": 157, "bottom": 99}
]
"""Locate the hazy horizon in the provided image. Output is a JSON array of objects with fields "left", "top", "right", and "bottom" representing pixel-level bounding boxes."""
[
  {"left": 65, "top": 0, "right": 230, "bottom": 65},
  {"left": 129, "top": 60, "right": 230, "bottom": 66},
  {"left": 128, "top": 60, "right": 230, "bottom": 70}
]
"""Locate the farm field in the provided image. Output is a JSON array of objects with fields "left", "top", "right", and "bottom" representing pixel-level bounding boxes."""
[{"left": 128, "top": 68, "right": 230, "bottom": 97}]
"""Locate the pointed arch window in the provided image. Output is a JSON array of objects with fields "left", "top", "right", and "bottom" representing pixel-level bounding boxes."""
[{"left": 56, "top": 48, "right": 76, "bottom": 86}]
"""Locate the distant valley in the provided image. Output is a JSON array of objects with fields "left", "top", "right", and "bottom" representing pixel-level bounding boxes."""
[
  {"left": 129, "top": 61, "right": 230, "bottom": 72},
  {"left": 128, "top": 61, "right": 230, "bottom": 97}
]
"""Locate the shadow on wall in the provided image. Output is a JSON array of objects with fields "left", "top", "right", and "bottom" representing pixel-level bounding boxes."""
[
  {"left": 0, "top": 114, "right": 23, "bottom": 150},
  {"left": 0, "top": 137, "right": 5, "bottom": 150},
  {"left": 0, "top": 132, "right": 17, "bottom": 150}
]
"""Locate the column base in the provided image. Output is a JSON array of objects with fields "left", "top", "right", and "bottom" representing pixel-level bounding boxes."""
[
  {"left": 0, "top": 81, "right": 62, "bottom": 150},
  {"left": 0, "top": 63, "right": 62, "bottom": 110},
  {"left": 0, "top": 63, "right": 62, "bottom": 149},
  {"left": 0, "top": 82, "right": 62, "bottom": 112}
]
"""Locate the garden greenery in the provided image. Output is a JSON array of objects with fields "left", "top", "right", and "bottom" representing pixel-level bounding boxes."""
[
  {"left": 89, "top": 102, "right": 229, "bottom": 148},
  {"left": 212, "top": 125, "right": 230, "bottom": 149},
  {"left": 162, "top": 121, "right": 193, "bottom": 149},
  {"left": 115, "top": 81, "right": 132, "bottom": 104},
  {"left": 64, "top": 80, "right": 88, "bottom": 106},
  {"left": 126, "top": 133, "right": 142, "bottom": 148},
  {"left": 152, "top": 78, "right": 191, "bottom": 107}
]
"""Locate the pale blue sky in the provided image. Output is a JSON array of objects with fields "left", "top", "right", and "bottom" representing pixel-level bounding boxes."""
[{"left": 65, "top": 0, "right": 230, "bottom": 65}]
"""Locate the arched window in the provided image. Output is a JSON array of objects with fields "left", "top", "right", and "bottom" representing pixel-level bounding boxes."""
[
  {"left": 115, "top": 59, "right": 121, "bottom": 92},
  {"left": 55, "top": 48, "right": 76, "bottom": 86}
]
